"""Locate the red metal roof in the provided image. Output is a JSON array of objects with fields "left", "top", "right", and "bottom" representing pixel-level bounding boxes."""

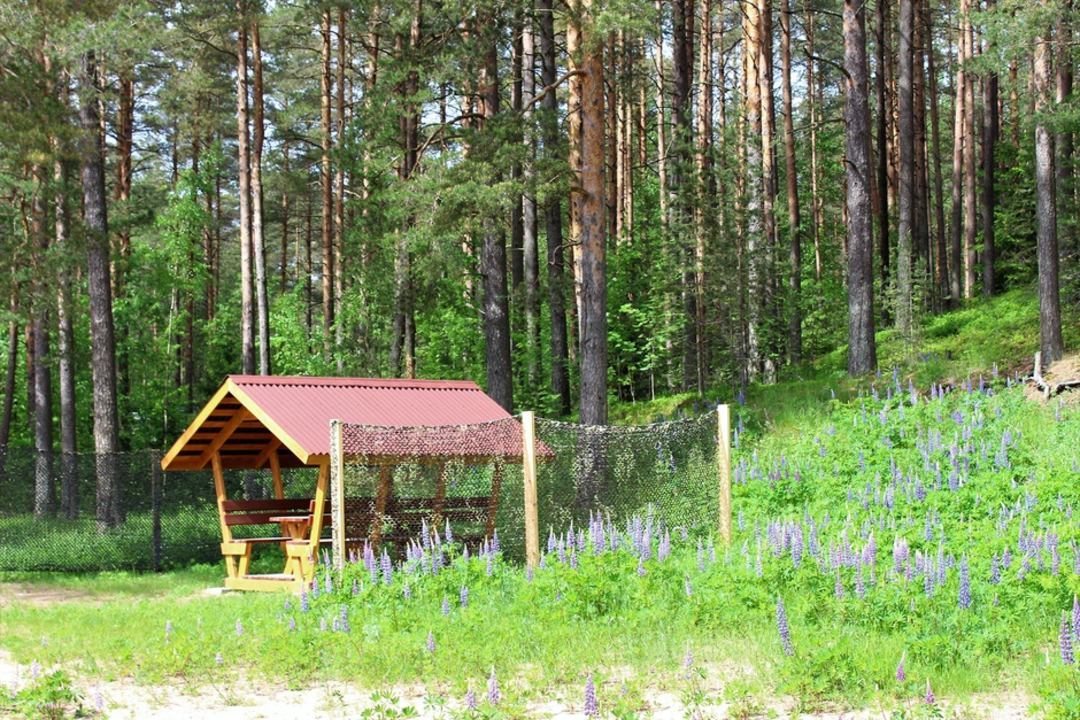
[{"left": 160, "top": 375, "right": 522, "bottom": 470}]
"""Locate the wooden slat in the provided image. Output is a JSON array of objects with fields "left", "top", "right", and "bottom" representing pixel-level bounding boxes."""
[
  {"left": 196, "top": 409, "right": 252, "bottom": 468},
  {"left": 161, "top": 383, "right": 234, "bottom": 470},
  {"left": 221, "top": 498, "right": 310, "bottom": 512}
]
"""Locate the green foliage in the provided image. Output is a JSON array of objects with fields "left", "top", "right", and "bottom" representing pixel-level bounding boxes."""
[{"left": 0, "top": 670, "right": 86, "bottom": 720}]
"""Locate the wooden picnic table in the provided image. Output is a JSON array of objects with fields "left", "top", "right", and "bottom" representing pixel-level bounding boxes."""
[{"left": 269, "top": 515, "right": 313, "bottom": 575}]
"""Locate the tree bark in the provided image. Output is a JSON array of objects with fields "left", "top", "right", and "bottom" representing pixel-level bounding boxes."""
[
  {"left": 960, "top": 0, "right": 977, "bottom": 299},
  {"left": 252, "top": 19, "right": 271, "bottom": 374},
  {"left": 843, "top": 0, "right": 878, "bottom": 375},
  {"left": 54, "top": 114, "right": 78, "bottom": 520},
  {"left": 30, "top": 164, "right": 54, "bottom": 518},
  {"left": 693, "top": 0, "right": 712, "bottom": 389},
  {"left": 320, "top": 9, "right": 335, "bottom": 362},
  {"left": 805, "top": 0, "right": 823, "bottom": 282},
  {"left": 539, "top": 0, "right": 571, "bottom": 415},
  {"left": 875, "top": 0, "right": 890, "bottom": 299},
  {"left": 481, "top": 40, "right": 514, "bottom": 412},
  {"left": 79, "top": 51, "right": 122, "bottom": 529},
  {"left": 334, "top": 7, "right": 348, "bottom": 369},
  {"left": 522, "top": 7, "right": 542, "bottom": 389},
  {"left": 236, "top": 9, "right": 255, "bottom": 374},
  {"left": 982, "top": 33, "right": 998, "bottom": 297},
  {"left": 896, "top": 0, "right": 914, "bottom": 335},
  {"left": 1034, "top": 25, "right": 1065, "bottom": 362},
  {"left": 949, "top": 21, "right": 965, "bottom": 306},
  {"left": 780, "top": 0, "right": 801, "bottom": 363},
  {"left": 578, "top": 9, "right": 607, "bottom": 425},
  {"left": 743, "top": 0, "right": 764, "bottom": 380},
  {"left": 758, "top": 0, "right": 778, "bottom": 382}
]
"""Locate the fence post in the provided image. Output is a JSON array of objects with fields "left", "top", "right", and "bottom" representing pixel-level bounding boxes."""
[
  {"left": 151, "top": 450, "right": 163, "bottom": 572},
  {"left": 717, "top": 404, "right": 732, "bottom": 546},
  {"left": 330, "top": 420, "right": 346, "bottom": 570},
  {"left": 521, "top": 411, "right": 540, "bottom": 568}
]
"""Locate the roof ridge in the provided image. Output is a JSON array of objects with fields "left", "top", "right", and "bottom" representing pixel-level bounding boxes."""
[{"left": 227, "top": 375, "right": 481, "bottom": 389}]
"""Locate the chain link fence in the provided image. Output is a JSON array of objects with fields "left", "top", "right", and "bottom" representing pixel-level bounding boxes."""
[{"left": 0, "top": 447, "right": 315, "bottom": 572}]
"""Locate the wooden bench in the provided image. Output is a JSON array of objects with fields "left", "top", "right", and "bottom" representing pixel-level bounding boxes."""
[
  {"left": 219, "top": 498, "right": 313, "bottom": 577},
  {"left": 327, "top": 495, "right": 495, "bottom": 556}
]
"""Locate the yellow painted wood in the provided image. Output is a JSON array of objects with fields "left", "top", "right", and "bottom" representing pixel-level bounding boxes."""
[
  {"left": 160, "top": 382, "right": 233, "bottom": 470},
  {"left": 196, "top": 408, "right": 253, "bottom": 469},
  {"left": 211, "top": 452, "right": 236, "bottom": 578},
  {"left": 224, "top": 576, "right": 305, "bottom": 593},
  {"left": 226, "top": 380, "right": 311, "bottom": 464},
  {"left": 269, "top": 446, "right": 284, "bottom": 499},
  {"left": 255, "top": 438, "right": 284, "bottom": 469},
  {"left": 521, "top": 411, "right": 540, "bottom": 568},
  {"left": 306, "top": 462, "right": 329, "bottom": 578},
  {"left": 717, "top": 404, "right": 732, "bottom": 545}
]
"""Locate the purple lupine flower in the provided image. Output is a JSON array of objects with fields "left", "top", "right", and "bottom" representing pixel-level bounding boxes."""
[
  {"left": 29, "top": 660, "right": 41, "bottom": 681},
  {"left": 465, "top": 686, "right": 477, "bottom": 710},
  {"left": 684, "top": 578, "right": 693, "bottom": 597},
  {"left": 776, "top": 597, "right": 794, "bottom": 656},
  {"left": 235, "top": 619, "right": 244, "bottom": 637},
  {"left": 426, "top": 631, "right": 436, "bottom": 654},
  {"left": 288, "top": 616, "right": 297, "bottom": 632},
  {"left": 319, "top": 618, "right": 327, "bottom": 632},
  {"left": 925, "top": 680, "right": 935, "bottom": 705},
  {"left": 683, "top": 648, "right": 694, "bottom": 671},
  {"left": 583, "top": 674, "right": 598, "bottom": 717},
  {"left": 311, "top": 575, "right": 320, "bottom": 598},
  {"left": 487, "top": 667, "right": 500, "bottom": 705},
  {"left": 381, "top": 550, "right": 393, "bottom": 585},
  {"left": 164, "top": 621, "right": 173, "bottom": 641},
  {"left": 324, "top": 573, "right": 333, "bottom": 594},
  {"left": 958, "top": 557, "right": 972, "bottom": 609},
  {"left": 215, "top": 652, "right": 224, "bottom": 666},
  {"left": 441, "top": 597, "right": 451, "bottom": 616},
  {"left": 1062, "top": 612, "right": 1075, "bottom": 665},
  {"left": 300, "top": 591, "right": 310, "bottom": 612},
  {"left": 1072, "top": 595, "right": 1079, "bottom": 644},
  {"left": 339, "top": 605, "right": 350, "bottom": 633},
  {"left": 834, "top": 573, "right": 845, "bottom": 599},
  {"left": 637, "top": 558, "right": 646, "bottom": 577},
  {"left": 989, "top": 555, "right": 1001, "bottom": 584},
  {"left": 403, "top": 584, "right": 412, "bottom": 600},
  {"left": 445, "top": 518, "right": 454, "bottom": 545},
  {"left": 896, "top": 657, "right": 906, "bottom": 683},
  {"left": 460, "top": 585, "right": 469, "bottom": 608}
]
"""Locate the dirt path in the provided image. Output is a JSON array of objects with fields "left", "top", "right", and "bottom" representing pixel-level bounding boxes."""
[{"left": 0, "top": 649, "right": 1035, "bottom": 719}]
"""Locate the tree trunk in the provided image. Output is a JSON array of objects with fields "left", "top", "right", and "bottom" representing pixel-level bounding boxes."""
[
  {"left": 30, "top": 165, "right": 54, "bottom": 518},
  {"left": 252, "top": 19, "right": 271, "bottom": 374},
  {"left": 982, "top": 36, "right": 998, "bottom": 297},
  {"left": 320, "top": 9, "right": 335, "bottom": 361},
  {"left": 334, "top": 7, "right": 348, "bottom": 369},
  {"left": 743, "top": 0, "right": 764, "bottom": 380},
  {"left": 1056, "top": 9, "right": 1074, "bottom": 251},
  {"left": 960, "top": 0, "right": 977, "bottom": 298},
  {"left": 843, "top": 0, "right": 878, "bottom": 375},
  {"left": 79, "top": 51, "right": 122, "bottom": 529},
  {"left": 481, "top": 41, "right": 513, "bottom": 412},
  {"left": 54, "top": 123, "right": 78, "bottom": 520},
  {"left": 539, "top": 0, "right": 571, "bottom": 415},
  {"left": 875, "top": 0, "right": 890, "bottom": 299},
  {"left": 578, "top": 7, "right": 607, "bottom": 425},
  {"left": 758, "top": 0, "right": 778, "bottom": 381},
  {"left": 0, "top": 292, "right": 17, "bottom": 478},
  {"left": 949, "top": 24, "right": 965, "bottom": 306},
  {"left": 780, "top": 0, "right": 801, "bottom": 363},
  {"left": 925, "top": 0, "right": 947, "bottom": 309},
  {"left": 511, "top": 15, "right": 526, "bottom": 293},
  {"left": 805, "top": 1, "right": 823, "bottom": 281},
  {"left": 280, "top": 136, "right": 290, "bottom": 293},
  {"left": 1034, "top": 25, "right": 1065, "bottom": 362},
  {"left": 896, "top": 0, "right": 914, "bottom": 335},
  {"left": 522, "top": 7, "right": 541, "bottom": 389},
  {"left": 693, "top": 0, "right": 712, "bottom": 390},
  {"left": 236, "top": 10, "right": 255, "bottom": 374}
]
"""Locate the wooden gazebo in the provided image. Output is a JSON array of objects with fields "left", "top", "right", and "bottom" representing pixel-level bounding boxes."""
[{"left": 161, "top": 375, "right": 522, "bottom": 592}]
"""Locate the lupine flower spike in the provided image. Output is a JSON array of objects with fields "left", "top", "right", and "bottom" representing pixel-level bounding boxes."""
[
  {"left": 924, "top": 680, "right": 935, "bottom": 705},
  {"left": 487, "top": 667, "right": 500, "bottom": 705},
  {"left": 583, "top": 674, "right": 598, "bottom": 717},
  {"left": 776, "top": 596, "right": 794, "bottom": 656},
  {"left": 895, "top": 654, "right": 906, "bottom": 683}
]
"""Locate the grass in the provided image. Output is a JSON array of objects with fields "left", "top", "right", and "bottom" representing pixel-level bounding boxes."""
[{"left": 2, "top": 290, "right": 1079, "bottom": 718}]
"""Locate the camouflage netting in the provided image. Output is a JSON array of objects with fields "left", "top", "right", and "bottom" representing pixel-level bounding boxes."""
[{"left": 330, "top": 412, "right": 721, "bottom": 563}]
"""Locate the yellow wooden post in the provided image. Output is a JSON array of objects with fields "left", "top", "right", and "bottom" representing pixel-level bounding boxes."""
[
  {"left": 306, "top": 461, "right": 330, "bottom": 578},
  {"left": 717, "top": 404, "right": 732, "bottom": 545},
  {"left": 211, "top": 452, "right": 237, "bottom": 578},
  {"left": 331, "top": 420, "right": 346, "bottom": 570},
  {"left": 269, "top": 449, "right": 284, "bottom": 499},
  {"left": 521, "top": 411, "right": 540, "bottom": 568}
]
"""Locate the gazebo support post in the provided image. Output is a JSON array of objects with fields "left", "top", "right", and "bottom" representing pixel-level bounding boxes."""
[
  {"left": 432, "top": 463, "right": 448, "bottom": 533},
  {"left": 485, "top": 461, "right": 504, "bottom": 541},
  {"left": 269, "top": 448, "right": 284, "bottom": 500},
  {"left": 296, "top": 460, "right": 330, "bottom": 580},
  {"left": 211, "top": 452, "right": 241, "bottom": 578},
  {"left": 371, "top": 464, "right": 393, "bottom": 546}
]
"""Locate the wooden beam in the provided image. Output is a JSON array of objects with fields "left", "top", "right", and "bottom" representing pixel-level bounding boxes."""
[
  {"left": 226, "top": 380, "right": 311, "bottom": 464},
  {"left": 269, "top": 447, "right": 284, "bottom": 499},
  {"left": 307, "top": 461, "right": 330, "bottom": 577},
  {"left": 195, "top": 408, "right": 252, "bottom": 469},
  {"left": 331, "top": 420, "right": 346, "bottom": 569},
  {"left": 211, "top": 452, "right": 236, "bottom": 578},
  {"left": 160, "top": 382, "right": 233, "bottom": 470},
  {"left": 485, "top": 462, "right": 504, "bottom": 540},
  {"left": 255, "top": 438, "right": 283, "bottom": 470},
  {"left": 717, "top": 404, "right": 732, "bottom": 546},
  {"left": 521, "top": 410, "right": 540, "bottom": 568}
]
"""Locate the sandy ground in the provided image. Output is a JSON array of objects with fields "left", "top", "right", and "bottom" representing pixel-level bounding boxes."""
[{"left": 0, "top": 647, "right": 1036, "bottom": 719}]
